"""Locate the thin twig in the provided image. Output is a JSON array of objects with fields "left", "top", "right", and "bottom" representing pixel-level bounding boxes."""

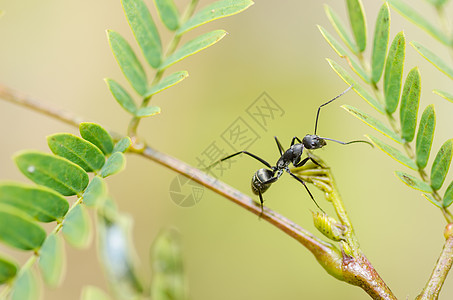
[{"left": 1, "top": 84, "right": 401, "bottom": 299}]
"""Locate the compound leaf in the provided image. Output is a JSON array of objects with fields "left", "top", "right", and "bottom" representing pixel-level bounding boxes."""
[
  {"left": 136, "top": 106, "right": 161, "bottom": 118},
  {"left": 100, "top": 152, "right": 126, "bottom": 178},
  {"left": 384, "top": 32, "right": 405, "bottom": 114},
  {"left": 38, "top": 233, "right": 65, "bottom": 287},
  {"left": 0, "top": 204, "right": 46, "bottom": 251},
  {"left": 443, "top": 181, "right": 453, "bottom": 208},
  {"left": 400, "top": 67, "right": 421, "bottom": 142},
  {"left": 387, "top": 0, "right": 450, "bottom": 45},
  {"left": 122, "top": 0, "right": 162, "bottom": 68},
  {"left": 47, "top": 133, "right": 105, "bottom": 172},
  {"left": 327, "top": 59, "right": 385, "bottom": 113},
  {"left": 154, "top": 0, "right": 180, "bottom": 31},
  {"left": 411, "top": 41, "right": 453, "bottom": 80},
  {"left": 324, "top": 4, "right": 358, "bottom": 53},
  {"left": 177, "top": 0, "right": 254, "bottom": 34},
  {"left": 83, "top": 176, "right": 107, "bottom": 207},
  {"left": 10, "top": 268, "right": 40, "bottom": 300},
  {"left": 80, "top": 122, "right": 114, "bottom": 155},
  {"left": 367, "top": 135, "right": 417, "bottom": 169},
  {"left": 107, "top": 30, "right": 148, "bottom": 96},
  {"left": 346, "top": 0, "right": 367, "bottom": 52},
  {"left": 342, "top": 105, "right": 404, "bottom": 143},
  {"left": 62, "top": 204, "right": 92, "bottom": 249},
  {"left": 14, "top": 151, "right": 89, "bottom": 196},
  {"left": 0, "top": 255, "right": 18, "bottom": 284},
  {"left": 145, "top": 71, "right": 189, "bottom": 97},
  {"left": 318, "top": 25, "right": 369, "bottom": 82},
  {"left": 105, "top": 78, "right": 137, "bottom": 115},
  {"left": 159, "top": 30, "right": 226, "bottom": 70},
  {"left": 395, "top": 171, "right": 433, "bottom": 193},
  {"left": 371, "top": 3, "right": 390, "bottom": 84},
  {"left": 433, "top": 90, "right": 453, "bottom": 103},
  {"left": 0, "top": 183, "right": 68, "bottom": 222},
  {"left": 431, "top": 139, "right": 453, "bottom": 190},
  {"left": 416, "top": 104, "right": 435, "bottom": 169},
  {"left": 113, "top": 137, "right": 132, "bottom": 153}
]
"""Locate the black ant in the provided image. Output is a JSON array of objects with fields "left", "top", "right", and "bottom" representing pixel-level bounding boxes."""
[{"left": 208, "top": 85, "right": 371, "bottom": 214}]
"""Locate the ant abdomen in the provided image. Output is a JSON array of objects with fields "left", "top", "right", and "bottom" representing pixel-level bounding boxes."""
[{"left": 251, "top": 168, "right": 275, "bottom": 195}]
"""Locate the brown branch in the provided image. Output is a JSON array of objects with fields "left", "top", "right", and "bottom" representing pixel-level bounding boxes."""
[
  {"left": 416, "top": 224, "right": 453, "bottom": 300},
  {"left": 1, "top": 84, "right": 400, "bottom": 299}
]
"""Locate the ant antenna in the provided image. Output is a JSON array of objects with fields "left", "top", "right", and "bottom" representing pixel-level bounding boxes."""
[
  {"left": 314, "top": 85, "right": 354, "bottom": 135},
  {"left": 320, "top": 137, "right": 373, "bottom": 147}
]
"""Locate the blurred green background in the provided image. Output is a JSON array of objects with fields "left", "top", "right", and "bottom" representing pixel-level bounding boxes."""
[{"left": 1, "top": 0, "right": 453, "bottom": 299}]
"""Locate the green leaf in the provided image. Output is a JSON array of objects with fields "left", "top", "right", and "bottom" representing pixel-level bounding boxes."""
[
  {"left": 425, "top": 0, "right": 450, "bottom": 7},
  {"left": 383, "top": 32, "right": 405, "bottom": 114},
  {"left": 62, "top": 204, "right": 92, "bottom": 249},
  {"left": 83, "top": 176, "right": 107, "bottom": 207},
  {"left": 411, "top": 41, "right": 453, "bottom": 80},
  {"left": 0, "top": 204, "right": 46, "bottom": 251},
  {"left": 105, "top": 78, "right": 137, "bottom": 115},
  {"left": 10, "top": 268, "right": 40, "bottom": 300},
  {"left": 177, "top": 0, "right": 254, "bottom": 34},
  {"left": 324, "top": 4, "right": 358, "bottom": 53},
  {"left": 318, "top": 25, "right": 370, "bottom": 83},
  {"left": 342, "top": 105, "right": 404, "bottom": 143},
  {"left": 122, "top": 0, "right": 162, "bottom": 69},
  {"left": 367, "top": 135, "right": 417, "bottom": 169},
  {"left": 100, "top": 152, "right": 126, "bottom": 178},
  {"left": 327, "top": 59, "right": 385, "bottom": 113},
  {"left": 395, "top": 171, "right": 433, "bottom": 193},
  {"left": 145, "top": 71, "right": 189, "bottom": 97},
  {"left": 38, "top": 233, "right": 65, "bottom": 287},
  {"left": 136, "top": 106, "right": 161, "bottom": 118},
  {"left": 433, "top": 89, "right": 453, "bottom": 103},
  {"left": 443, "top": 181, "right": 453, "bottom": 208},
  {"left": 47, "top": 133, "right": 105, "bottom": 172},
  {"left": 371, "top": 3, "right": 390, "bottom": 84},
  {"left": 399, "top": 67, "right": 421, "bottom": 142},
  {"left": 0, "top": 183, "right": 69, "bottom": 222},
  {"left": 80, "top": 122, "right": 114, "bottom": 155},
  {"left": 346, "top": 0, "right": 367, "bottom": 52},
  {"left": 151, "top": 229, "right": 186, "bottom": 300},
  {"left": 159, "top": 30, "right": 227, "bottom": 70},
  {"left": 416, "top": 104, "right": 436, "bottom": 169},
  {"left": 431, "top": 139, "right": 453, "bottom": 190},
  {"left": 14, "top": 151, "right": 89, "bottom": 196},
  {"left": 387, "top": 0, "right": 450, "bottom": 45},
  {"left": 154, "top": 0, "right": 180, "bottom": 31},
  {"left": 107, "top": 30, "right": 148, "bottom": 96},
  {"left": 81, "top": 286, "right": 112, "bottom": 300},
  {"left": 0, "top": 255, "right": 18, "bottom": 284},
  {"left": 423, "top": 193, "right": 442, "bottom": 208},
  {"left": 113, "top": 137, "right": 132, "bottom": 153}
]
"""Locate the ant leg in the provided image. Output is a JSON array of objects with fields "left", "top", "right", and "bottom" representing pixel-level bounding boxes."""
[
  {"left": 274, "top": 136, "right": 285, "bottom": 156},
  {"left": 261, "top": 170, "right": 283, "bottom": 184},
  {"left": 313, "top": 85, "right": 353, "bottom": 135},
  {"left": 290, "top": 136, "right": 303, "bottom": 146},
  {"left": 287, "top": 171, "right": 325, "bottom": 213},
  {"left": 205, "top": 151, "right": 273, "bottom": 170},
  {"left": 294, "top": 157, "right": 321, "bottom": 168},
  {"left": 258, "top": 190, "right": 264, "bottom": 218}
]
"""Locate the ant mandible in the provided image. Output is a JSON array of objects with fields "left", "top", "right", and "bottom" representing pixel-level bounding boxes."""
[{"left": 208, "top": 85, "right": 371, "bottom": 214}]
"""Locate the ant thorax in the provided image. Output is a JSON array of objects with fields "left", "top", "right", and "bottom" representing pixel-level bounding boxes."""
[{"left": 302, "top": 134, "right": 327, "bottom": 150}]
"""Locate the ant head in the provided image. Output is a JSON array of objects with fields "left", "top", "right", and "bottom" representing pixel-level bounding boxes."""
[{"left": 302, "top": 134, "right": 327, "bottom": 150}]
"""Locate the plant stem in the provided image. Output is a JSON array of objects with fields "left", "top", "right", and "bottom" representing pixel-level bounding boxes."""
[
  {"left": 416, "top": 223, "right": 453, "bottom": 300},
  {"left": 0, "top": 84, "right": 399, "bottom": 299}
]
